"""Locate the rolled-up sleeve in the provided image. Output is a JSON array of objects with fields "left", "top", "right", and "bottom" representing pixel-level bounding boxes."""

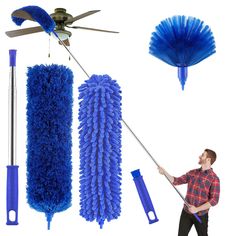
[
  {"left": 209, "top": 177, "right": 220, "bottom": 206},
  {"left": 173, "top": 172, "right": 190, "bottom": 185}
]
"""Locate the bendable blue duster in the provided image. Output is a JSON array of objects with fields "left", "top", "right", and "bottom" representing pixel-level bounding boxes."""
[
  {"left": 26, "top": 64, "right": 73, "bottom": 229},
  {"left": 78, "top": 74, "right": 122, "bottom": 228},
  {"left": 149, "top": 15, "right": 216, "bottom": 90},
  {"left": 11, "top": 5, "right": 55, "bottom": 33}
]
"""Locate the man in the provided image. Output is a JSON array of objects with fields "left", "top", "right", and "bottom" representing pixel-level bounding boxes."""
[{"left": 158, "top": 149, "right": 220, "bottom": 236}]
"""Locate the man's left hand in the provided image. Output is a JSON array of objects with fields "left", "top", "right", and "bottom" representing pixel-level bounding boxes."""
[{"left": 188, "top": 205, "right": 199, "bottom": 214}]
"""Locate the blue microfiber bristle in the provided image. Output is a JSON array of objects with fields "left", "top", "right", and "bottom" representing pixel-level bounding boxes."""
[
  {"left": 12, "top": 5, "right": 55, "bottom": 33},
  {"left": 149, "top": 15, "right": 216, "bottom": 89},
  {"left": 26, "top": 64, "right": 73, "bottom": 229},
  {"left": 78, "top": 74, "right": 122, "bottom": 228}
]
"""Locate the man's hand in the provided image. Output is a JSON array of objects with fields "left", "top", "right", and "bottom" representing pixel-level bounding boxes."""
[
  {"left": 158, "top": 166, "right": 165, "bottom": 175},
  {"left": 157, "top": 166, "right": 174, "bottom": 183},
  {"left": 188, "top": 205, "right": 199, "bottom": 214},
  {"left": 190, "top": 202, "right": 212, "bottom": 213}
]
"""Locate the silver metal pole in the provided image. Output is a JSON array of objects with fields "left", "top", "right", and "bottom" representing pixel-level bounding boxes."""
[
  {"left": 122, "top": 119, "right": 189, "bottom": 206},
  {"left": 8, "top": 64, "right": 17, "bottom": 166}
]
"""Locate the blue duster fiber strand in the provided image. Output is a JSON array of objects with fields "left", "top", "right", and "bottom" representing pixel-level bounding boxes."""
[
  {"left": 78, "top": 74, "right": 122, "bottom": 228},
  {"left": 12, "top": 5, "right": 55, "bottom": 33},
  {"left": 149, "top": 15, "right": 216, "bottom": 90},
  {"left": 26, "top": 64, "right": 73, "bottom": 230}
]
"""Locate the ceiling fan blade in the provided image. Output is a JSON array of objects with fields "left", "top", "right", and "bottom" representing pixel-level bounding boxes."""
[
  {"left": 66, "top": 25, "right": 119, "bottom": 33},
  {"left": 12, "top": 9, "right": 35, "bottom": 21},
  {"left": 5, "top": 26, "right": 44, "bottom": 37},
  {"left": 65, "top": 10, "right": 100, "bottom": 24},
  {"left": 59, "top": 38, "right": 70, "bottom": 46}
]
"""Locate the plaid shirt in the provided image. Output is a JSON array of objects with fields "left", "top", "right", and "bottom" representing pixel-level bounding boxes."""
[{"left": 173, "top": 168, "right": 220, "bottom": 216}]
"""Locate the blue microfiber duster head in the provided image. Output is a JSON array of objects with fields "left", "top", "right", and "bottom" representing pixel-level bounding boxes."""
[
  {"left": 149, "top": 15, "right": 216, "bottom": 90},
  {"left": 78, "top": 74, "right": 122, "bottom": 228},
  {"left": 12, "top": 5, "right": 55, "bottom": 33},
  {"left": 26, "top": 64, "right": 73, "bottom": 229}
]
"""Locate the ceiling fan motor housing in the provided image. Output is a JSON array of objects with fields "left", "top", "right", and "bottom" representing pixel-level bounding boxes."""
[
  {"left": 50, "top": 8, "right": 73, "bottom": 23},
  {"left": 50, "top": 8, "right": 72, "bottom": 37}
]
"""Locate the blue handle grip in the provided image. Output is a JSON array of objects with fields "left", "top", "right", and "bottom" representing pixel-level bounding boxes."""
[
  {"left": 9, "top": 49, "right": 17, "bottom": 67},
  {"left": 131, "top": 169, "right": 159, "bottom": 224},
  {"left": 6, "top": 165, "right": 19, "bottom": 225},
  {"left": 178, "top": 66, "right": 188, "bottom": 90},
  {"left": 194, "top": 213, "right": 202, "bottom": 224}
]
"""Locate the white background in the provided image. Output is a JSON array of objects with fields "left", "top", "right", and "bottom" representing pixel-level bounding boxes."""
[{"left": 0, "top": 0, "right": 234, "bottom": 235}]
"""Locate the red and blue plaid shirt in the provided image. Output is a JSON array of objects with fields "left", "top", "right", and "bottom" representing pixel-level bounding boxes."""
[{"left": 173, "top": 168, "right": 220, "bottom": 216}]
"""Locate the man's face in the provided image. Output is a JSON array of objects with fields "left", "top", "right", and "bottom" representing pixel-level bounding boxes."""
[{"left": 198, "top": 151, "right": 209, "bottom": 165}]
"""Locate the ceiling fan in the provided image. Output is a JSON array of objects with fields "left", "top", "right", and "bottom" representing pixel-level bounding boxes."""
[{"left": 5, "top": 8, "right": 119, "bottom": 46}]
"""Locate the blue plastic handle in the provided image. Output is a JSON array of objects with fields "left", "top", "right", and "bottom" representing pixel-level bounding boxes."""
[
  {"left": 9, "top": 49, "right": 17, "bottom": 67},
  {"left": 131, "top": 169, "right": 159, "bottom": 224},
  {"left": 178, "top": 66, "right": 188, "bottom": 90},
  {"left": 194, "top": 213, "right": 202, "bottom": 224},
  {"left": 6, "top": 165, "right": 19, "bottom": 225}
]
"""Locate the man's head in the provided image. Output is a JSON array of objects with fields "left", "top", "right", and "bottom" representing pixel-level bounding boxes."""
[{"left": 198, "top": 149, "right": 217, "bottom": 166}]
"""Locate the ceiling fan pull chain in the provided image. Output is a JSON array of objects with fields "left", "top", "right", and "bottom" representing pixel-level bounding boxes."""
[
  {"left": 53, "top": 31, "right": 90, "bottom": 78},
  {"left": 48, "top": 34, "right": 51, "bottom": 58},
  {"left": 68, "top": 45, "right": 71, "bottom": 61}
]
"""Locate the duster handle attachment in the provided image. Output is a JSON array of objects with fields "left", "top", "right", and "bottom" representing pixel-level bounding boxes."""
[
  {"left": 131, "top": 169, "right": 159, "bottom": 224},
  {"left": 6, "top": 165, "right": 19, "bottom": 225}
]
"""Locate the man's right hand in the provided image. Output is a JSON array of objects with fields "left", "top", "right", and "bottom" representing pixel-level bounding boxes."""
[
  {"left": 158, "top": 166, "right": 165, "bottom": 175},
  {"left": 157, "top": 166, "right": 174, "bottom": 183}
]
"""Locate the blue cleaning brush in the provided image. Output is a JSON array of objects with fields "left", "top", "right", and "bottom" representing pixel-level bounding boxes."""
[
  {"left": 78, "top": 74, "right": 122, "bottom": 228},
  {"left": 149, "top": 15, "right": 216, "bottom": 90},
  {"left": 11, "top": 5, "right": 56, "bottom": 33},
  {"left": 26, "top": 64, "right": 73, "bottom": 229}
]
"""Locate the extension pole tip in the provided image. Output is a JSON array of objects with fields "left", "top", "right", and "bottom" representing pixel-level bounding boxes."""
[
  {"left": 178, "top": 67, "right": 188, "bottom": 91},
  {"left": 46, "top": 213, "right": 53, "bottom": 230},
  {"left": 47, "top": 220, "right": 51, "bottom": 230}
]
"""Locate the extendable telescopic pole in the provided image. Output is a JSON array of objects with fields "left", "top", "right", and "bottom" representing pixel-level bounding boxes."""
[
  {"left": 54, "top": 33, "right": 201, "bottom": 223},
  {"left": 7, "top": 49, "right": 19, "bottom": 225},
  {"left": 122, "top": 121, "right": 201, "bottom": 223}
]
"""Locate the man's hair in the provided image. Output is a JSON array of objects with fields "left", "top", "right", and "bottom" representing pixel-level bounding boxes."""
[{"left": 205, "top": 149, "right": 217, "bottom": 165}]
